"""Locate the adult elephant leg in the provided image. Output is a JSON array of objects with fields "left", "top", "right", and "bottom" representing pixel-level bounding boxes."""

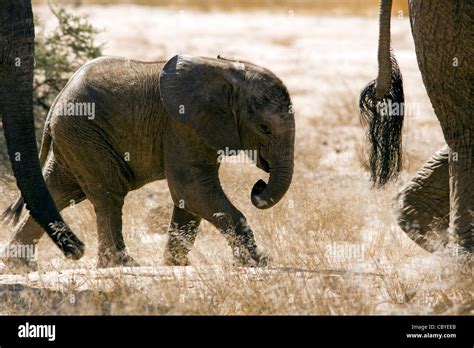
[
  {"left": 163, "top": 206, "right": 201, "bottom": 266},
  {"left": 396, "top": 146, "right": 450, "bottom": 252},
  {"left": 447, "top": 138, "right": 473, "bottom": 254},
  {"left": 409, "top": 0, "right": 473, "bottom": 255},
  {"left": 3, "top": 159, "right": 86, "bottom": 269}
]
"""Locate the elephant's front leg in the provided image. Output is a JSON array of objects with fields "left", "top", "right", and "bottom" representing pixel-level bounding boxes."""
[
  {"left": 167, "top": 171, "right": 268, "bottom": 267},
  {"left": 211, "top": 210, "right": 269, "bottom": 267},
  {"left": 164, "top": 206, "right": 201, "bottom": 266}
]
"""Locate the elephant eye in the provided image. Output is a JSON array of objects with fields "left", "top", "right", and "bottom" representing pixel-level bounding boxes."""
[{"left": 259, "top": 124, "right": 271, "bottom": 135}]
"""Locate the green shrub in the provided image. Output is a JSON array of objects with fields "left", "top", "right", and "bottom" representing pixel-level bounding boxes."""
[{"left": 34, "top": 2, "right": 104, "bottom": 121}]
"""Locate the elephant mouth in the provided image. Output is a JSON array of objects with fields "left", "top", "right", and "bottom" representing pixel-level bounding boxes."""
[{"left": 257, "top": 153, "right": 270, "bottom": 173}]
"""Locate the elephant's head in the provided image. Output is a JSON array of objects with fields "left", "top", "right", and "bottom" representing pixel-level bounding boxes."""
[{"left": 159, "top": 54, "right": 295, "bottom": 209}]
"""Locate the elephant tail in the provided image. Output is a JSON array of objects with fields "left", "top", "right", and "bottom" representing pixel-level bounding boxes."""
[
  {"left": 2, "top": 126, "right": 53, "bottom": 226},
  {"left": 359, "top": 0, "right": 404, "bottom": 187},
  {"left": 38, "top": 122, "right": 53, "bottom": 169},
  {"left": 2, "top": 195, "right": 25, "bottom": 226}
]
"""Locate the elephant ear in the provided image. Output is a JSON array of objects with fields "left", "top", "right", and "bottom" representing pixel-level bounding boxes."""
[{"left": 159, "top": 54, "right": 241, "bottom": 152}]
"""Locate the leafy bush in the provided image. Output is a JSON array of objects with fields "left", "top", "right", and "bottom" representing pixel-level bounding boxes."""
[{"left": 34, "top": 2, "right": 104, "bottom": 121}]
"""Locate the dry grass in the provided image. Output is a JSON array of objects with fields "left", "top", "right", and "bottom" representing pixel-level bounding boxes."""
[
  {"left": 1, "top": 133, "right": 470, "bottom": 315},
  {"left": 0, "top": 5, "right": 471, "bottom": 315}
]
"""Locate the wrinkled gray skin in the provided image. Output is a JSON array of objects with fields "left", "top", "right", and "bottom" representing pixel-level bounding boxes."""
[
  {"left": 375, "top": 0, "right": 473, "bottom": 254},
  {"left": 4, "top": 54, "right": 295, "bottom": 268},
  {"left": 0, "top": 0, "right": 84, "bottom": 261},
  {"left": 396, "top": 146, "right": 450, "bottom": 252}
]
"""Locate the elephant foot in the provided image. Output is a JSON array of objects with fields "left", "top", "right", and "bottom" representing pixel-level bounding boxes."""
[
  {"left": 163, "top": 249, "right": 190, "bottom": 266},
  {"left": 401, "top": 222, "right": 448, "bottom": 253},
  {"left": 97, "top": 249, "right": 139, "bottom": 268},
  {"left": 1, "top": 256, "right": 38, "bottom": 272},
  {"left": 233, "top": 248, "right": 270, "bottom": 267},
  {"left": 447, "top": 242, "right": 472, "bottom": 260},
  {"left": 1, "top": 243, "right": 38, "bottom": 272}
]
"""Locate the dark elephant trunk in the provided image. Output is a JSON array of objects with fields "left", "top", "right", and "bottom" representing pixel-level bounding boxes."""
[
  {"left": 359, "top": 0, "right": 404, "bottom": 187},
  {"left": 0, "top": 0, "right": 84, "bottom": 259},
  {"left": 251, "top": 154, "right": 293, "bottom": 210}
]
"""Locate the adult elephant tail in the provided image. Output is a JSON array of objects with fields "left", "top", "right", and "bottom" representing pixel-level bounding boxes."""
[
  {"left": 359, "top": 0, "right": 404, "bottom": 187},
  {"left": 0, "top": 0, "right": 84, "bottom": 259}
]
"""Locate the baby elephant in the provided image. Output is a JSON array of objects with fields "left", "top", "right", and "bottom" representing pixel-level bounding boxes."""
[{"left": 3, "top": 55, "right": 295, "bottom": 268}]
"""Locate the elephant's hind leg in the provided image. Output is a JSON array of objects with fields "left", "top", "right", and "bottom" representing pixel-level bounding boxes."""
[
  {"left": 164, "top": 205, "right": 201, "bottom": 266},
  {"left": 395, "top": 145, "right": 450, "bottom": 252},
  {"left": 86, "top": 190, "right": 138, "bottom": 268},
  {"left": 4, "top": 159, "right": 86, "bottom": 269}
]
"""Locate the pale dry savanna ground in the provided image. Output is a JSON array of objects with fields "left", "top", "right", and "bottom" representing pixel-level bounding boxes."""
[{"left": 0, "top": 3, "right": 472, "bottom": 315}]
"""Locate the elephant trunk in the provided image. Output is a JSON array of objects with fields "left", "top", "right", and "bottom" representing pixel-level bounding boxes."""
[
  {"left": 359, "top": 0, "right": 405, "bottom": 187},
  {"left": 251, "top": 154, "right": 293, "bottom": 210},
  {"left": 0, "top": 0, "right": 84, "bottom": 259}
]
